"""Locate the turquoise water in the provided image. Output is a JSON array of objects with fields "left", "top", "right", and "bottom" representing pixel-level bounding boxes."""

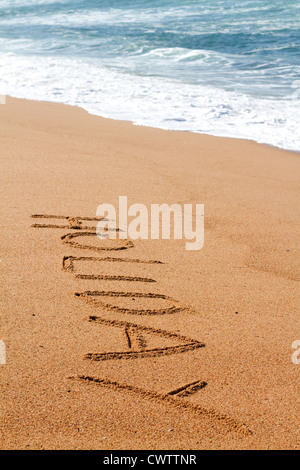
[{"left": 0, "top": 0, "right": 299, "bottom": 149}]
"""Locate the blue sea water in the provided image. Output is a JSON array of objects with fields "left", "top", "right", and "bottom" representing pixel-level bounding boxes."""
[{"left": 0, "top": 0, "right": 299, "bottom": 150}]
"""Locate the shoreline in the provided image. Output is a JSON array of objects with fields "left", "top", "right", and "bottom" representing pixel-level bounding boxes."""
[
  {"left": 3, "top": 94, "right": 300, "bottom": 155},
  {"left": 1, "top": 96, "right": 299, "bottom": 450}
]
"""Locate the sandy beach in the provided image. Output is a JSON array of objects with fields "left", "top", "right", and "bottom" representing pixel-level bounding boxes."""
[{"left": 0, "top": 96, "right": 299, "bottom": 450}]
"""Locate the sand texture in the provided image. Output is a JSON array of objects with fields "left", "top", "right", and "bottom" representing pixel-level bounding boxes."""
[{"left": 0, "top": 97, "right": 299, "bottom": 449}]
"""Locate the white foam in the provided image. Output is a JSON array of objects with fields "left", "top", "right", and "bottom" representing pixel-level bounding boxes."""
[{"left": 1, "top": 52, "right": 299, "bottom": 151}]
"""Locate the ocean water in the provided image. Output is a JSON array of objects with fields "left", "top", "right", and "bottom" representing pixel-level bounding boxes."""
[{"left": 0, "top": 0, "right": 299, "bottom": 150}]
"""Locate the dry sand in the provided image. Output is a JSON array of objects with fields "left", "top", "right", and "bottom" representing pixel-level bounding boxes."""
[{"left": 0, "top": 97, "right": 299, "bottom": 450}]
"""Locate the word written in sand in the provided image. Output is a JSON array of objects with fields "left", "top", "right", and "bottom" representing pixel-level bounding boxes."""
[{"left": 31, "top": 213, "right": 252, "bottom": 437}]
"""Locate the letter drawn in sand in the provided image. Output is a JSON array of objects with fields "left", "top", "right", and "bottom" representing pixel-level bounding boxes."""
[
  {"left": 61, "top": 232, "right": 134, "bottom": 251},
  {"left": 74, "top": 291, "right": 186, "bottom": 316},
  {"left": 62, "top": 255, "right": 160, "bottom": 283},
  {"left": 83, "top": 316, "right": 204, "bottom": 361},
  {"left": 31, "top": 214, "right": 105, "bottom": 230}
]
